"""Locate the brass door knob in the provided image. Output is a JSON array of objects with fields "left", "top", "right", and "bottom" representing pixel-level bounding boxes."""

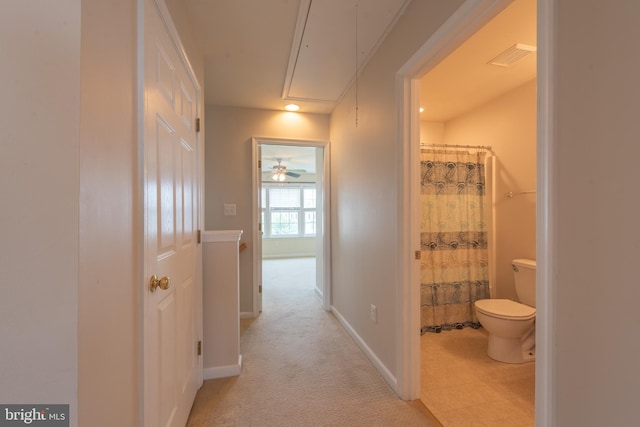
[{"left": 150, "top": 275, "right": 171, "bottom": 292}]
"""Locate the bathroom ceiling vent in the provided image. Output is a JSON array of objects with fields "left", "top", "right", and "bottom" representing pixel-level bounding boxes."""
[{"left": 488, "top": 43, "right": 536, "bottom": 67}]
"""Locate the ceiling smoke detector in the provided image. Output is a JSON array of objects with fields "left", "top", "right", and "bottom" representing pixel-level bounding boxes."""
[{"left": 488, "top": 43, "right": 536, "bottom": 67}]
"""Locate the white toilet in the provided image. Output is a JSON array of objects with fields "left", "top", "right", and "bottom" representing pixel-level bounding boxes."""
[{"left": 474, "top": 259, "right": 536, "bottom": 364}]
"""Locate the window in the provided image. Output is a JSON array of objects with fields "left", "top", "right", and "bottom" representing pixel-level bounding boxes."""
[{"left": 262, "top": 184, "right": 316, "bottom": 237}]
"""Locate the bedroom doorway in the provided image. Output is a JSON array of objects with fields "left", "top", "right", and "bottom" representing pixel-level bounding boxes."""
[{"left": 251, "top": 137, "right": 331, "bottom": 315}]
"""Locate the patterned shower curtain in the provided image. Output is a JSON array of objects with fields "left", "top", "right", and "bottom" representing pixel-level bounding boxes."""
[{"left": 420, "top": 149, "right": 490, "bottom": 334}]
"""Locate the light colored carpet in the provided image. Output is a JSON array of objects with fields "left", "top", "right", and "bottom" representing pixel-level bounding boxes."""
[{"left": 187, "top": 258, "right": 441, "bottom": 426}]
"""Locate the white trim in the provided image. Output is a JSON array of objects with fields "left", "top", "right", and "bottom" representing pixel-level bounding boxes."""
[
  {"left": 252, "top": 137, "right": 332, "bottom": 313},
  {"left": 396, "top": 74, "right": 421, "bottom": 400},
  {"left": 536, "top": 0, "right": 554, "bottom": 425},
  {"left": 396, "top": 0, "right": 514, "bottom": 78},
  {"left": 395, "top": 0, "right": 519, "bottom": 401},
  {"left": 203, "top": 355, "right": 243, "bottom": 380},
  {"left": 331, "top": 307, "right": 397, "bottom": 391},
  {"left": 136, "top": 2, "right": 145, "bottom": 426},
  {"left": 281, "top": 0, "right": 312, "bottom": 100},
  {"left": 251, "top": 139, "right": 263, "bottom": 316},
  {"left": 240, "top": 312, "right": 255, "bottom": 319},
  {"left": 263, "top": 253, "right": 316, "bottom": 259},
  {"left": 485, "top": 154, "right": 498, "bottom": 298},
  {"left": 201, "top": 230, "right": 243, "bottom": 243}
]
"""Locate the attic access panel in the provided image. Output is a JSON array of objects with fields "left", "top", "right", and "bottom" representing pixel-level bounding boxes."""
[{"left": 282, "top": 0, "right": 409, "bottom": 104}]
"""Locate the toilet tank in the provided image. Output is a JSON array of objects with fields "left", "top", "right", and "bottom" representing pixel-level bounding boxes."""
[{"left": 512, "top": 259, "right": 536, "bottom": 307}]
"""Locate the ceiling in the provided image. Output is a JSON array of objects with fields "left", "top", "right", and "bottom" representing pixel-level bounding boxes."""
[
  {"left": 185, "top": 0, "right": 410, "bottom": 115},
  {"left": 282, "top": 0, "right": 409, "bottom": 106},
  {"left": 420, "top": 0, "right": 536, "bottom": 122},
  {"left": 183, "top": 0, "right": 535, "bottom": 168}
]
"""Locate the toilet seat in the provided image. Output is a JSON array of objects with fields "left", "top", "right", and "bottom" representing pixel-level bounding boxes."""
[{"left": 475, "top": 299, "right": 535, "bottom": 320}]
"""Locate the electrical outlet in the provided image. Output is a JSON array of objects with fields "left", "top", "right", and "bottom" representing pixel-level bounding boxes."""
[
  {"left": 370, "top": 304, "right": 377, "bottom": 323},
  {"left": 223, "top": 203, "right": 236, "bottom": 216}
]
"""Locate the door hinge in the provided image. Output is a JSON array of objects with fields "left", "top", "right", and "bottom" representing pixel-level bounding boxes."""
[
  {"left": 197, "top": 229, "right": 201, "bottom": 244},
  {"left": 415, "top": 250, "right": 421, "bottom": 260},
  {"left": 258, "top": 223, "right": 262, "bottom": 232},
  {"left": 195, "top": 117, "right": 201, "bottom": 133},
  {"left": 197, "top": 340, "right": 202, "bottom": 356},
  {"left": 258, "top": 159, "right": 261, "bottom": 169},
  {"left": 259, "top": 285, "right": 262, "bottom": 293}
]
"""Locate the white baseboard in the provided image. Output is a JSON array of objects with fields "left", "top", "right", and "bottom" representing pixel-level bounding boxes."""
[
  {"left": 330, "top": 306, "right": 398, "bottom": 393},
  {"left": 262, "top": 253, "right": 315, "bottom": 259},
  {"left": 203, "top": 355, "right": 242, "bottom": 380},
  {"left": 240, "top": 312, "right": 254, "bottom": 319}
]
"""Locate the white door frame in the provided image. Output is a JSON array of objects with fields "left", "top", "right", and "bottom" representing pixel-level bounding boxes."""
[
  {"left": 138, "top": 0, "right": 204, "bottom": 424},
  {"left": 251, "top": 137, "right": 332, "bottom": 313},
  {"left": 395, "top": 1, "right": 554, "bottom": 425}
]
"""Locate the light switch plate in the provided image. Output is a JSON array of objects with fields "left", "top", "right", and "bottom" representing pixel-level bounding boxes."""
[{"left": 223, "top": 203, "right": 236, "bottom": 216}]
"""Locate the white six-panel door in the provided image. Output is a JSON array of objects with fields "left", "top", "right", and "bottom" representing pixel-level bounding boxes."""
[{"left": 142, "top": 0, "right": 200, "bottom": 425}]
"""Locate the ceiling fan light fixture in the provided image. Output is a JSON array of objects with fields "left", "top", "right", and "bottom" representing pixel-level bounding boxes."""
[
  {"left": 272, "top": 171, "right": 286, "bottom": 181},
  {"left": 272, "top": 164, "right": 288, "bottom": 181}
]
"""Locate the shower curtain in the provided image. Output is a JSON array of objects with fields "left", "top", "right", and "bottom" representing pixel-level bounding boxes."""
[{"left": 420, "top": 148, "right": 490, "bottom": 333}]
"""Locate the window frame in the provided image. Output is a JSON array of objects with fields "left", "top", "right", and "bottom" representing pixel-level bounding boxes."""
[{"left": 262, "top": 183, "right": 317, "bottom": 238}]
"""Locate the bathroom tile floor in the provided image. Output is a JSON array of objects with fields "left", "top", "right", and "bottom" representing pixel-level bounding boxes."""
[{"left": 421, "top": 327, "right": 535, "bottom": 426}]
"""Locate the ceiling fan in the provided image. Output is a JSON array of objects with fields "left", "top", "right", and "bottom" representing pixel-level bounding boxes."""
[{"left": 270, "top": 159, "right": 301, "bottom": 181}]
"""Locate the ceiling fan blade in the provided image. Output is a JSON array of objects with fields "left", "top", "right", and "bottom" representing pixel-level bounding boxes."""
[{"left": 285, "top": 171, "right": 301, "bottom": 178}]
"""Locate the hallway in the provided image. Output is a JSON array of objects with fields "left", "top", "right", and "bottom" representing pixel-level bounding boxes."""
[{"left": 187, "top": 258, "right": 440, "bottom": 426}]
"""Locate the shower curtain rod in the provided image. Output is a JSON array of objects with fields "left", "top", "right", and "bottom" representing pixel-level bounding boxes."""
[{"left": 420, "top": 143, "right": 493, "bottom": 151}]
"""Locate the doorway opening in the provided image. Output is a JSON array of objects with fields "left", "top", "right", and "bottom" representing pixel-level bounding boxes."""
[
  {"left": 396, "top": 1, "right": 552, "bottom": 424},
  {"left": 251, "top": 137, "right": 331, "bottom": 315},
  {"left": 415, "top": 1, "right": 537, "bottom": 423}
]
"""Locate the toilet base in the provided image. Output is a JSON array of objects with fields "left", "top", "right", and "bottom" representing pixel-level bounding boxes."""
[{"left": 487, "top": 334, "right": 535, "bottom": 364}]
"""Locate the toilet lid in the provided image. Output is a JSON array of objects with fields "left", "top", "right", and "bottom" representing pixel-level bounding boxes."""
[{"left": 475, "top": 299, "right": 536, "bottom": 319}]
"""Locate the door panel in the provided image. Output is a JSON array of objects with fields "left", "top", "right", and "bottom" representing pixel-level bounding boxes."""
[
  {"left": 157, "top": 117, "right": 177, "bottom": 254},
  {"left": 143, "top": 0, "right": 200, "bottom": 426},
  {"left": 158, "top": 294, "right": 177, "bottom": 426}
]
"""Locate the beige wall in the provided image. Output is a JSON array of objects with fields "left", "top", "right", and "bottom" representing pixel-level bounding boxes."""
[
  {"left": 0, "top": 1, "right": 80, "bottom": 422},
  {"left": 552, "top": 1, "right": 640, "bottom": 425},
  {"left": 329, "top": 0, "right": 465, "bottom": 375},
  {"left": 205, "top": 106, "right": 329, "bottom": 313},
  {"left": 420, "top": 121, "right": 445, "bottom": 145},
  {"left": 438, "top": 79, "right": 537, "bottom": 299}
]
